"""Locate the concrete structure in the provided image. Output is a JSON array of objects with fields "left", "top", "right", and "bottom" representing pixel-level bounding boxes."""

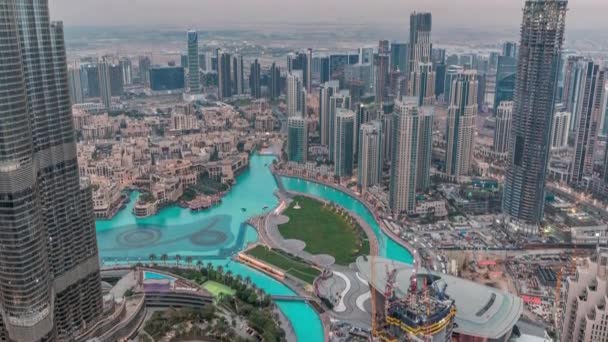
[
  {"left": 334, "top": 109, "right": 355, "bottom": 177},
  {"left": 98, "top": 58, "right": 112, "bottom": 110},
  {"left": 319, "top": 81, "right": 340, "bottom": 146},
  {"left": 408, "top": 12, "right": 432, "bottom": 75},
  {"left": 561, "top": 248, "right": 608, "bottom": 342},
  {"left": 218, "top": 51, "right": 232, "bottom": 99},
  {"left": 119, "top": 57, "right": 132, "bottom": 86},
  {"left": 358, "top": 121, "right": 383, "bottom": 191},
  {"left": 287, "top": 71, "right": 306, "bottom": 117},
  {"left": 68, "top": 66, "right": 84, "bottom": 104},
  {"left": 493, "top": 101, "right": 514, "bottom": 155},
  {"left": 446, "top": 70, "right": 477, "bottom": 179},
  {"left": 551, "top": 111, "right": 571, "bottom": 152},
  {"left": 358, "top": 257, "right": 523, "bottom": 342},
  {"left": 375, "top": 50, "right": 389, "bottom": 105},
  {"left": 562, "top": 55, "right": 585, "bottom": 128},
  {"left": 186, "top": 29, "right": 200, "bottom": 94},
  {"left": 503, "top": 0, "right": 568, "bottom": 233},
  {"left": 408, "top": 62, "right": 435, "bottom": 106},
  {"left": 0, "top": 3, "right": 102, "bottom": 340},
  {"left": 329, "top": 90, "right": 351, "bottom": 161},
  {"left": 571, "top": 61, "right": 605, "bottom": 186},
  {"left": 389, "top": 98, "right": 419, "bottom": 215},
  {"left": 249, "top": 58, "right": 261, "bottom": 98},
  {"left": 444, "top": 65, "right": 464, "bottom": 105},
  {"left": 287, "top": 117, "right": 308, "bottom": 163},
  {"left": 416, "top": 106, "right": 434, "bottom": 193},
  {"left": 232, "top": 54, "right": 244, "bottom": 95}
]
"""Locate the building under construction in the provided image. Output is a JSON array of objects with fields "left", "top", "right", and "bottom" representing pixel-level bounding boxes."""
[{"left": 375, "top": 266, "right": 456, "bottom": 342}]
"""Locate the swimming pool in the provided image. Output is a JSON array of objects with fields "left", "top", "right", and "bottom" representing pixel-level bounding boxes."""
[{"left": 143, "top": 271, "right": 175, "bottom": 281}]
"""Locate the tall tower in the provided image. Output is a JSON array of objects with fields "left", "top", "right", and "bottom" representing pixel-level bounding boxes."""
[
  {"left": 306, "top": 48, "right": 313, "bottom": 93},
  {"left": 329, "top": 90, "right": 351, "bottom": 161},
  {"left": 503, "top": 0, "right": 568, "bottom": 233},
  {"left": 232, "top": 54, "right": 244, "bottom": 95},
  {"left": 571, "top": 61, "right": 605, "bottom": 185},
  {"left": 187, "top": 29, "right": 200, "bottom": 93},
  {"left": 98, "top": 58, "right": 112, "bottom": 110},
  {"left": 408, "top": 12, "right": 432, "bottom": 74},
  {"left": 375, "top": 39, "right": 390, "bottom": 105},
  {"left": 68, "top": 66, "right": 84, "bottom": 104},
  {"left": 287, "top": 117, "right": 308, "bottom": 163},
  {"left": 493, "top": 101, "right": 514, "bottom": 155},
  {"left": 287, "top": 71, "right": 306, "bottom": 117},
  {"left": 389, "top": 99, "right": 420, "bottom": 215},
  {"left": 119, "top": 57, "right": 133, "bottom": 85},
  {"left": 408, "top": 61, "right": 435, "bottom": 106},
  {"left": 218, "top": 51, "right": 232, "bottom": 100},
  {"left": 319, "top": 81, "right": 340, "bottom": 146},
  {"left": 249, "top": 59, "right": 261, "bottom": 98},
  {"left": 138, "top": 55, "right": 151, "bottom": 86},
  {"left": 445, "top": 70, "right": 478, "bottom": 179},
  {"left": 358, "top": 121, "right": 383, "bottom": 192},
  {"left": 334, "top": 109, "right": 355, "bottom": 177},
  {"left": 0, "top": 2, "right": 102, "bottom": 340},
  {"left": 416, "top": 106, "right": 434, "bottom": 193},
  {"left": 270, "top": 62, "right": 281, "bottom": 100}
]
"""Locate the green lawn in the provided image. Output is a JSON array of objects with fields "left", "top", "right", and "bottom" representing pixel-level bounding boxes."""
[
  {"left": 203, "top": 280, "right": 236, "bottom": 298},
  {"left": 247, "top": 245, "right": 321, "bottom": 284},
  {"left": 279, "top": 196, "right": 369, "bottom": 265}
]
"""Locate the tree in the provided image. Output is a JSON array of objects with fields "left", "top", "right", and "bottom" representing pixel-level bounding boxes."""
[
  {"left": 186, "top": 256, "right": 193, "bottom": 268},
  {"left": 196, "top": 260, "right": 204, "bottom": 270},
  {"left": 160, "top": 253, "right": 168, "bottom": 265},
  {"left": 148, "top": 253, "right": 157, "bottom": 264},
  {"left": 175, "top": 254, "right": 182, "bottom": 266}
]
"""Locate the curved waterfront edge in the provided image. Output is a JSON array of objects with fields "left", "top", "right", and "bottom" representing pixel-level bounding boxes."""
[{"left": 273, "top": 172, "right": 418, "bottom": 266}]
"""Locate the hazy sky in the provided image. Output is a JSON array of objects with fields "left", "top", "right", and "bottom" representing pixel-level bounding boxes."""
[{"left": 50, "top": 0, "right": 608, "bottom": 30}]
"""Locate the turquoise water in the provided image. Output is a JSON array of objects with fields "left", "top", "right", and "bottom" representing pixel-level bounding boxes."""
[
  {"left": 143, "top": 271, "right": 175, "bottom": 281},
  {"left": 95, "top": 155, "right": 323, "bottom": 342},
  {"left": 279, "top": 177, "right": 414, "bottom": 264}
]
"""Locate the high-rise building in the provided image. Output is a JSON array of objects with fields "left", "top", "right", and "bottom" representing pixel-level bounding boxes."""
[
  {"left": 493, "top": 101, "right": 514, "bottom": 154},
  {"left": 270, "top": 62, "right": 281, "bottom": 100},
  {"left": 68, "top": 66, "right": 84, "bottom": 104},
  {"left": 416, "top": 106, "right": 434, "bottom": 193},
  {"left": 562, "top": 56, "right": 585, "bottom": 130},
  {"left": 446, "top": 70, "right": 478, "bottom": 178},
  {"left": 408, "top": 62, "right": 435, "bottom": 106},
  {"left": 119, "top": 57, "right": 133, "bottom": 85},
  {"left": 444, "top": 65, "right": 464, "bottom": 105},
  {"left": 181, "top": 54, "right": 188, "bottom": 68},
  {"left": 187, "top": 29, "right": 200, "bottom": 93},
  {"left": 434, "top": 63, "right": 446, "bottom": 98},
  {"left": 287, "top": 116, "right": 308, "bottom": 163},
  {"left": 374, "top": 53, "right": 389, "bottom": 105},
  {"left": 319, "top": 81, "right": 340, "bottom": 146},
  {"left": 98, "top": 58, "right": 112, "bottom": 110},
  {"left": 570, "top": 61, "right": 606, "bottom": 185},
  {"left": 502, "top": 41, "right": 518, "bottom": 58},
  {"left": 389, "top": 98, "right": 420, "bottom": 215},
  {"left": 560, "top": 248, "right": 608, "bottom": 342},
  {"left": 287, "top": 71, "right": 306, "bottom": 117},
  {"left": 232, "top": 54, "right": 244, "bottom": 95},
  {"left": 381, "top": 112, "right": 394, "bottom": 163},
  {"left": 218, "top": 51, "right": 232, "bottom": 100},
  {"left": 493, "top": 55, "right": 517, "bottom": 113},
  {"left": 319, "top": 56, "right": 330, "bottom": 83},
  {"left": 329, "top": 90, "right": 351, "bottom": 160},
  {"left": 378, "top": 40, "right": 390, "bottom": 55},
  {"left": 149, "top": 66, "right": 185, "bottom": 92},
  {"left": 503, "top": 0, "right": 568, "bottom": 233},
  {"left": 84, "top": 64, "right": 100, "bottom": 98},
  {"left": 138, "top": 55, "right": 151, "bottom": 86},
  {"left": 109, "top": 63, "right": 124, "bottom": 96},
  {"left": 390, "top": 42, "right": 408, "bottom": 72},
  {"left": 358, "top": 121, "right": 383, "bottom": 191},
  {"left": 334, "top": 109, "right": 356, "bottom": 177},
  {"left": 408, "top": 12, "right": 432, "bottom": 74},
  {"left": 551, "top": 111, "right": 570, "bottom": 151},
  {"left": 0, "top": 3, "right": 102, "bottom": 340},
  {"left": 249, "top": 59, "right": 261, "bottom": 98},
  {"left": 306, "top": 48, "right": 313, "bottom": 93}
]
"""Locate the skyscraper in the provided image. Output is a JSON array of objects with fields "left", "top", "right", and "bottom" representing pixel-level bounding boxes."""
[
  {"left": 287, "top": 71, "right": 306, "bottom": 117},
  {"left": 218, "top": 51, "right": 232, "bottom": 99},
  {"left": 119, "top": 57, "right": 133, "bottom": 85},
  {"left": 329, "top": 90, "right": 351, "bottom": 160},
  {"left": 551, "top": 110, "right": 571, "bottom": 151},
  {"left": 0, "top": 2, "right": 102, "bottom": 340},
  {"left": 416, "top": 106, "right": 434, "bottom": 193},
  {"left": 571, "top": 61, "right": 606, "bottom": 185},
  {"left": 232, "top": 54, "right": 244, "bottom": 95},
  {"left": 306, "top": 48, "right": 313, "bottom": 93},
  {"left": 98, "top": 58, "right": 112, "bottom": 110},
  {"left": 503, "top": 0, "right": 568, "bottom": 233},
  {"left": 287, "top": 117, "right": 308, "bottom": 163},
  {"left": 358, "top": 121, "right": 383, "bottom": 192},
  {"left": 381, "top": 112, "right": 394, "bottom": 163},
  {"left": 334, "top": 109, "right": 356, "bottom": 177},
  {"left": 445, "top": 70, "right": 478, "bottom": 179},
  {"left": 389, "top": 99, "right": 420, "bottom": 215},
  {"left": 493, "top": 101, "right": 514, "bottom": 155},
  {"left": 444, "top": 65, "right": 464, "bottom": 105},
  {"left": 408, "top": 12, "right": 432, "bottom": 74},
  {"left": 68, "top": 66, "right": 84, "bottom": 104},
  {"left": 390, "top": 42, "right": 408, "bottom": 72},
  {"left": 109, "top": 63, "right": 124, "bottom": 96},
  {"left": 493, "top": 55, "right": 517, "bottom": 113},
  {"left": 187, "top": 29, "right": 200, "bottom": 93},
  {"left": 502, "top": 41, "right": 518, "bottom": 58},
  {"left": 249, "top": 59, "right": 261, "bottom": 98},
  {"left": 84, "top": 63, "right": 100, "bottom": 98},
  {"left": 319, "top": 81, "right": 340, "bottom": 146},
  {"left": 138, "top": 55, "right": 151, "bottom": 86},
  {"left": 319, "top": 56, "right": 330, "bottom": 84},
  {"left": 374, "top": 52, "right": 389, "bottom": 105},
  {"left": 270, "top": 62, "right": 281, "bottom": 100}
]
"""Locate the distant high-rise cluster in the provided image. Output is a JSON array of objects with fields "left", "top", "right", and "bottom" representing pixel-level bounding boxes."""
[{"left": 187, "top": 29, "right": 201, "bottom": 94}]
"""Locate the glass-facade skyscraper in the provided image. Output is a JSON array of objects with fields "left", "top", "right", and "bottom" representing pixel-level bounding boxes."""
[
  {"left": 503, "top": 0, "right": 568, "bottom": 233},
  {"left": 0, "top": 1, "right": 102, "bottom": 340},
  {"left": 187, "top": 29, "right": 200, "bottom": 93}
]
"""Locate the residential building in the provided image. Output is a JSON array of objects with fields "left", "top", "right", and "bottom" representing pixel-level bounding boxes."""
[
  {"left": 493, "top": 101, "right": 514, "bottom": 155},
  {"left": 218, "top": 51, "right": 232, "bottom": 99},
  {"left": 187, "top": 29, "right": 200, "bottom": 93},
  {"left": 416, "top": 106, "right": 434, "bottom": 192},
  {"left": 68, "top": 66, "right": 84, "bottom": 104},
  {"left": 287, "top": 117, "right": 308, "bottom": 163},
  {"left": 551, "top": 111, "right": 571, "bottom": 151},
  {"left": 232, "top": 54, "right": 244, "bottom": 95},
  {"left": 319, "top": 81, "right": 340, "bottom": 146},
  {"left": 358, "top": 121, "right": 383, "bottom": 191},
  {"left": 287, "top": 71, "right": 306, "bottom": 117},
  {"left": 98, "top": 58, "right": 112, "bottom": 110},
  {"left": 249, "top": 59, "right": 261, "bottom": 98},
  {"left": 334, "top": 109, "right": 355, "bottom": 177}
]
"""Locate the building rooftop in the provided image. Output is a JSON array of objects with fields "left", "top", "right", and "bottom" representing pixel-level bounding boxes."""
[{"left": 356, "top": 256, "right": 523, "bottom": 340}]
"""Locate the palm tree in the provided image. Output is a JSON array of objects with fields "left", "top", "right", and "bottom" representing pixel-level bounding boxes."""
[
  {"left": 160, "top": 253, "right": 168, "bottom": 265},
  {"left": 244, "top": 276, "right": 251, "bottom": 286},
  {"left": 196, "top": 260, "right": 203, "bottom": 270},
  {"left": 148, "top": 253, "right": 156, "bottom": 265},
  {"left": 185, "top": 256, "right": 193, "bottom": 268},
  {"left": 175, "top": 254, "right": 182, "bottom": 266}
]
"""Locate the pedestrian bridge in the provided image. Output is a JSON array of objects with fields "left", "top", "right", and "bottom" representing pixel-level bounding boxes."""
[{"left": 271, "top": 295, "right": 314, "bottom": 302}]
